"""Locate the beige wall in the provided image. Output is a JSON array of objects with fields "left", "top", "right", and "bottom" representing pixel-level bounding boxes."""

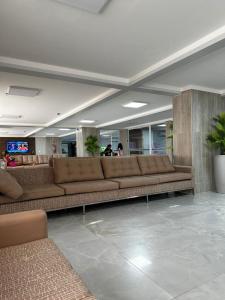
[
  {"left": 35, "top": 137, "right": 61, "bottom": 155},
  {"left": 119, "top": 129, "right": 129, "bottom": 156}
]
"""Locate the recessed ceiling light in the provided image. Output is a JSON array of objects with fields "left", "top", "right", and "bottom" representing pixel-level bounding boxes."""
[
  {"left": 102, "top": 134, "right": 110, "bottom": 137},
  {"left": 46, "top": 133, "right": 55, "bottom": 136},
  {"left": 55, "top": 0, "right": 111, "bottom": 14},
  {"left": 80, "top": 120, "right": 95, "bottom": 124},
  {"left": 58, "top": 128, "right": 70, "bottom": 131},
  {"left": 123, "top": 102, "right": 148, "bottom": 108},
  {"left": 6, "top": 86, "right": 41, "bottom": 97},
  {"left": 158, "top": 124, "right": 166, "bottom": 127}
]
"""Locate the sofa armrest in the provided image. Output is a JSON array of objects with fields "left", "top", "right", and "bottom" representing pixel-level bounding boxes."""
[
  {"left": 0, "top": 210, "right": 48, "bottom": 249},
  {"left": 173, "top": 165, "right": 193, "bottom": 173}
]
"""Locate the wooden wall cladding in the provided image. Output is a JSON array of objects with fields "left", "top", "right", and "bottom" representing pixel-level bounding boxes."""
[{"left": 173, "top": 90, "right": 192, "bottom": 166}]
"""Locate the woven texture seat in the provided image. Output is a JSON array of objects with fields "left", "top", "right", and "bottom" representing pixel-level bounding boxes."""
[{"left": 0, "top": 238, "right": 95, "bottom": 300}]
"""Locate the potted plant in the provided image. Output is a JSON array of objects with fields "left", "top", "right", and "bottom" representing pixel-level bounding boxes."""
[
  {"left": 85, "top": 135, "right": 100, "bottom": 156},
  {"left": 207, "top": 112, "right": 225, "bottom": 193}
]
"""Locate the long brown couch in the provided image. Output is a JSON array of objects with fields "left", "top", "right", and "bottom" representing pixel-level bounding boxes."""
[
  {"left": 10, "top": 154, "right": 66, "bottom": 168},
  {"left": 0, "top": 210, "right": 95, "bottom": 299},
  {"left": 0, "top": 155, "right": 194, "bottom": 215}
]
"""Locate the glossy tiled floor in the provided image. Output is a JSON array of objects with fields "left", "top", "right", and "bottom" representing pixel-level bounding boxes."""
[{"left": 48, "top": 192, "right": 225, "bottom": 300}]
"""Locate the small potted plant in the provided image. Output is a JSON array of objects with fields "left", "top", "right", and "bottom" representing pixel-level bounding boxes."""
[
  {"left": 85, "top": 135, "right": 100, "bottom": 156},
  {"left": 207, "top": 112, "right": 225, "bottom": 193}
]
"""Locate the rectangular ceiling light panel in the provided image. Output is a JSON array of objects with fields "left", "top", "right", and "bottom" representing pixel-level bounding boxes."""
[
  {"left": 55, "top": 0, "right": 111, "bottom": 13},
  {"left": 123, "top": 102, "right": 148, "bottom": 108},
  {"left": 6, "top": 86, "right": 41, "bottom": 97}
]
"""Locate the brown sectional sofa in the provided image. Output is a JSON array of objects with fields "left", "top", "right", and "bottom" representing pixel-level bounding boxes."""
[
  {"left": 0, "top": 155, "right": 194, "bottom": 215},
  {"left": 11, "top": 154, "right": 66, "bottom": 167},
  {"left": 0, "top": 210, "right": 95, "bottom": 299}
]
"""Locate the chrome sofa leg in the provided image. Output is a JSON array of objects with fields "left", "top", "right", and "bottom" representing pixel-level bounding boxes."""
[
  {"left": 83, "top": 205, "right": 86, "bottom": 215},
  {"left": 146, "top": 195, "right": 150, "bottom": 204}
]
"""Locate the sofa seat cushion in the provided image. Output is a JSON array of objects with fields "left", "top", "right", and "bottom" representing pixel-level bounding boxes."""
[
  {"left": 54, "top": 157, "right": 104, "bottom": 184},
  {"left": 21, "top": 184, "right": 64, "bottom": 201},
  {"left": 0, "top": 238, "right": 95, "bottom": 300},
  {"left": 0, "top": 170, "right": 23, "bottom": 199},
  {"left": 111, "top": 176, "right": 159, "bottom": 189},
  {"left": 147, "top": 172, "right": 192, "bottom": 183},
  {"left": 137, "top": 155, "right": 175, "bottom": 175},
  {"left": 101, "top": 156, "right": 141, "bottom": 179},
  {"left": 59, "top": 180, "right": 119, "bottom": 195}
]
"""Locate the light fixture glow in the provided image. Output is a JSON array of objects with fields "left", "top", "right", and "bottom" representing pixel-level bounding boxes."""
[
  {"left": 123, "top": 102, "right": 148, "bottom": 108},
  {"left": 129, "top": 256, "right": 152, "bottom": 268},
  {"left": 80, "top": 120, "right": 95, "bottom": 124},
  {"left": 87, "top": 220, "right": 104, "bottom": 225},
  {"left": 158, "top": 124, "right": 166, "bottom": 127},
  {"left": 58, "top": 128, "right": 70, "bottom": 131},
  {"left": 46, "top": 133, "right": 55, "bottom": 136}
]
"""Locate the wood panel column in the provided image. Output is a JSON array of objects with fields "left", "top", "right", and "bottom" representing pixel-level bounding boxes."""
[{"left": 173, "top": 90, "right": 225, "bottom": 192}]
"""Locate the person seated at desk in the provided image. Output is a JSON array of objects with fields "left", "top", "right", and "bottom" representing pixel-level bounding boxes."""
[{"left": 103, "top": 144, "right": 113, "bottom": 156}]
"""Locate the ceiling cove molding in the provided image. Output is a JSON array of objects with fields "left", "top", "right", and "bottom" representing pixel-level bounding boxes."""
[
  {"left": 125, "top": 118, "right": 173, "bottom": 130},
  {"left": 58, "top": 130, "right": 77, "bottom": 138},
  {"left": 25, "top": 128, "right": 44, "bottom": 137},
  {"left": 45, "top": 88, "right": 119, "bottom": 127},
  {"left": 0, "top": 122, "right": 45, "bottom": 127},
  {"left": 96, "top": 105, "right": 173, "bottom": 128},
  {"left": 2, "top": 25, "right": 225, "bottom": 91},
  {"left": 135, "top": 84, "right": 181, "bottom": 96},
  {"left": 137, "top": 84, "right": 224, "bottom": 96},
  {"left": 181, "top": 85, "right": 222, "bottom": 95},
  {"left": 129, "top": 25, "right": 225, "bottom": 86},
  {"left": 0, "top": 56, "right": 129, "bottom": 87},
  {"left": 25, "top": 88, "right": 120, "bottom": 137}
]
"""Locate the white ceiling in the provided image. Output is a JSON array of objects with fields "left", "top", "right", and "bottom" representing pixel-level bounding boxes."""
[
  {"left": 2, "top": 1, "right": 225, "bottom": 137},
  {"left": 1, "top": 0, "right": 225, "bottom": 78},
  {"left": 0, "top": 126, "right": 37, "bottom": 137},
  {"left": 143, "top": 44, "right": 225, "bottom": 92},
  {"left": 0, "top": 71, "right": 111, "bottom": 129},
  {"left": 56, "top": 91, "right": 172, "bottom": 128}
]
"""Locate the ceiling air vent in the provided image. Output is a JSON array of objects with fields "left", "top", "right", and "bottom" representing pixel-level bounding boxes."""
[{"left": 6, "top": 86, "right": 41, "bottom": 97}]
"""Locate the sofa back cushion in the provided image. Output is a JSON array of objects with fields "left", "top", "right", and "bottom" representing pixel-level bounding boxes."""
[
  {"left": 53, "top": 157, "right": 104, "bottom": 184},
  {"left": 22, "top": 155, "right": 38, "bottom": 165},
  {"left": 8, "top": 167, "right": 54, "bottom": 185},
  {"left": 37, "top": 155, "right": 50, "bottom": 164},
  {"left": 0, "top": 169, "right": 23, "bottom": 199},
  {"left": 137, "top": 155, "right": 175, "bottom": 175},
  {"left": 14, "top": 155, "right": 23, "bottom": 166},
  {"left": 101, "top": 156, "right": 141, "bottom": 179}
]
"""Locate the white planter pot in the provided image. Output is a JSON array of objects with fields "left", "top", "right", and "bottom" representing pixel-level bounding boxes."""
[{"left": 214, "top": 155, "right": 225, "bottom": 193}]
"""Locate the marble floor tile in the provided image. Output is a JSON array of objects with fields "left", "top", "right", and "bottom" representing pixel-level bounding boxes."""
[
  {"left": 175, "top": 273, "right": 225, "bottom": 300},
  {"left": 48, "top": 192, "right": 225, "bottom": 299}
]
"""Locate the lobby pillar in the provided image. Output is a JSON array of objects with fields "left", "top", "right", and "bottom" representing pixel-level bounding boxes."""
[
  {"left": 119, "top": 129, "right": 129, "bottom": 156},
  {"left": 173, "top": 90, "right": 225, "bottom": 193},
  {"left": 76, "top": 127, "right": 100, "bottom": 157},
  {"left": 166, "top": 120, "right": 173, "bottom": 162}
]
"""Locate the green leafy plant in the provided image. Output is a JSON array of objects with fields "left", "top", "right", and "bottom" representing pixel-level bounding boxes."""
[
  {"left": 85, "top": 135, "right": 100, "bottom": 156},
  {"left": 207, "top": 112, "right": 225, "bottom": 155}
]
